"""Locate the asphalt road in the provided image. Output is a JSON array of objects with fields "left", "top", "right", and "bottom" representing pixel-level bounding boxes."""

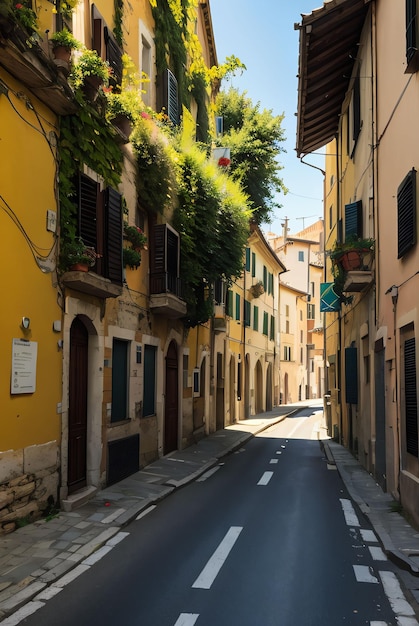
[{"left": 20, "top": 405, "right": 405, "bottom": 625}]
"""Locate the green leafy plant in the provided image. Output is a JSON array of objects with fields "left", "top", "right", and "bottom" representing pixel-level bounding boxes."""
[
  {"left": 123, "top": 224, "right": 147, "bottom": 249},
  {"left": 60, "top": 236, "right": 98, "bottom": 269},
  {"left": 58, "top": 0, "right": 79, "bottom": 19},
  {"left": 106, "top": 89, "right": 142, "bottom": 123},
  {"left": 329, "top": 236, "right": 375, "bottom": 263},
  {"left": 13, "top": 1, "right": 38, "bottom": 32},
  {"left": 71, "top": 48, "right": 111, "bottom": 87},
  {"left": 123, "top": 247, "right": 142, "bottom": 269},
  {"left": 50, "top": 29, "right": 80, "bottom": 50}
]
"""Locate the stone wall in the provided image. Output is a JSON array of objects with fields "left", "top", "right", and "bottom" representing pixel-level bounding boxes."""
[{"left": 0, "top": 441, "right": 59, "bottom": 535}]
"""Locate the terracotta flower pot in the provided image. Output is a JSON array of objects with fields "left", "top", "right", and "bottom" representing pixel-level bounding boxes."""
[{"left": 70, "top": 262, "right": 89, "bottom": 272}]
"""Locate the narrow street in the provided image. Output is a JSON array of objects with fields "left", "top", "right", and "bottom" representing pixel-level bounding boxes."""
[{"left": 16, "top": 406, "right": 415, "bottom": 626}]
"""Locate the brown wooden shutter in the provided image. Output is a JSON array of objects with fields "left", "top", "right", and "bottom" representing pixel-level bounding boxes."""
[
  {"left": 398, "top": 168, "right": 416, "bottom": 258},
  {"left": 404, "top": 337, "right": 418, "bottom": 457},
  {"left": 79, "top": 174, "right": 99, "bottom": 250},
  {"left": 104, "top": 187, "right": 122, "bottom": 284}
]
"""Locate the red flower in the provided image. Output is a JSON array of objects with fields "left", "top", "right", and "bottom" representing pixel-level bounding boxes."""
[
  {"left": 218, "top": 157, "right": 231, "bottom": 167},
  {"left": 140, "top": 111, "right": 151, "bottom": 120},
  {"left": 15, "top": 3, "right": 23, "bottom": 8}
]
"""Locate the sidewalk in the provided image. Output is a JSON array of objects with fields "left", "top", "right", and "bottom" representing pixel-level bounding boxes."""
[{"left": 1, "top": 401, "right": 419, "bottom": 622}]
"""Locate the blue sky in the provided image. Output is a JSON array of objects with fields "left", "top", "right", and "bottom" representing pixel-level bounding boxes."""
[{"left": 209, "top": 0, "right": 324, "bottom": 236}]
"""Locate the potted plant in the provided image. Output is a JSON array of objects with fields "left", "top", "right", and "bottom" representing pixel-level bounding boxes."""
[
  {"left": 60, "top": 237, "right": 98, "bottom": 272},
  {"left": 50, "top": 29, "right": 80, "bottom": 76},
  {"left": 106, "top": 90, "right": 141, "bottom": 140},
  {"left": 50, "top": 29, "right": 80, "bottom": 63},
  {"left": 72, "top": 48, "right": 111, "bottom": 101},
  {"left": 123, "top": 223, "right": 147, "bottom": 250},
  {"left": 250, "top": 280, "right": 265, "bottom": 298},
  {"left": 329, "top": 236, "right": 374, "bottom": 272},
  {"left": 12, "top": 1, "right": 39, "bottom": 33}
]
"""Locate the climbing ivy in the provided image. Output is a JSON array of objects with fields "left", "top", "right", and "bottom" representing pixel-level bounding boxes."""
[
  {"left": 173, "top": 144, "right": 251, "bottom": 327},
  {"left": 59, "top": 97, "right": 123, "bottom": 244}
]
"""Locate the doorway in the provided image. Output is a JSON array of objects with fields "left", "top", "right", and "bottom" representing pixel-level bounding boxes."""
[
  {"left": 164, "top": 340, "right": 179, "bottom": 454},
  {"left": 68, "top": 317, "right": 88, "bottom": 494}
]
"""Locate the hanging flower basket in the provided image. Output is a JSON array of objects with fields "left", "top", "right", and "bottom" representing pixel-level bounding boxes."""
[{"left": 250, "top": 281, "right": 265, "bottom": 298}]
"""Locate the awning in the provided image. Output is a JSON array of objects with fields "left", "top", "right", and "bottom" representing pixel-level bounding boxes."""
[{"left": 295, "top": 0, "right": 370, "bottom": 157}]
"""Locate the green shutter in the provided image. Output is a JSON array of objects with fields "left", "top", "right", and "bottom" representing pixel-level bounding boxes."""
[
  {"left": 245, "top": 247, "right": 250, "bottom": 271},
  {"left": 244, "top": 300, "right": 251, "bottom": 327},
  {"left": 253, "top": 306, "right": 259, "bottom": 331},
  {"left": 235, "top": 293, "right": 240, "bottom": 320},
  {"left": 226, "top": 290, "right": 233, "bottom": 317},
  {"left": 263, "top": 312, "right": 268, "bottom": 336},
  {"left": 251, "top": 252, "right": 256, "bottom": 277}
]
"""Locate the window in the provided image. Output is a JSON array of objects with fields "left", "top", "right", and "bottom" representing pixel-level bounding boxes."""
[
  {"left": 286, "top": 320, "right": 290, "bottom": 334},
  {"left": 406, "top": 0, "right": 419, "bottom": 72},
  {"left": 150, "top": 224, "right": 181, "bottom": 296},
  {"left": 111, "top": 339, "right": 128, "bottom": 422},
  {"left": 263, "top": 265, "right": 268, "bottom": 291},
  {"left": 285, "top": 304, "right": 290, "bottom": 317},
  {"left": 310, "top": 282, "right": 315, "bottom": 297},
  {"left": 263, "top": 312, "right": 268, "bottom": 336},
  {"left": 251, "top": 252, "right": 256, "bottom": 277},
  {"left": 398, "top": 169, "right": 417, "bottom": 258},
  {"left": 235, "top": 293, "right": 240, "bottom": 321},
  {"left": 300, "top": 331, "right": 303, "bottom": 343},
  {"left": 245, "top": 247, "right": 251, "bottom": 272},
  {"left": 244, "top": 300, "right": 251, "bottom": 327},
  {"left": 404, "top": 336, "right": 418, "bottom": 456},
  {"left": 226, "top": 290, "right": 233, "bottom": 317},
  {"left": 157, "top": 69, "right": 179, "bottom": 125},
  {"left": 75, "top": 173, "right": 123, "bottom": 284},
  {"left": 298, "top": 251, "right": 304, "bottom": 262},
  {"left": 347, "top": 72, "right": 361, "bottom": 157},
  {"left": 268, "top": 272, "right": 274, "bottom": 295},
  {"left": 284, "top": 346, "right": 291, "bottom": 361},
  {"left": 345, "top": 347, "right": 358, "bottom": 404},
  {"left": 345, "top": 200, "right": 363, "bottom": 240},
  {"left": 214, "top": 279, "right": 226, "bottom": 305},
  {"left": 270, "top": 315, "right": 275, "bottom": 340},
  {"left": 307, "top": 303, "right": 315, "bottom": 319},
  {"left": 139, "top": 22, "right": 154, "bottom": 106},
  {"left": 92, "top": 5, "right": 123, "bottom": 87},
  {"left": 143, "top": 345, "right": 156, "bottom": 416},
  {"left": 253, "top": 305, "right": 259, "bottom": 331}
]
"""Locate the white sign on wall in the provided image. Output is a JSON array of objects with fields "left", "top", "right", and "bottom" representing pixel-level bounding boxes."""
[{"left": 11, "top": 339, "right": 38, "bottom": 394}]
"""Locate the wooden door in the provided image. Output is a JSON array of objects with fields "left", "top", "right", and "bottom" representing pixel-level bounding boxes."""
[
  {"left": 164, "top": 341, "right": 178, "bottom": 454},
  {"left": 68, "top": 317, "right": 88, "bottom": 493}
]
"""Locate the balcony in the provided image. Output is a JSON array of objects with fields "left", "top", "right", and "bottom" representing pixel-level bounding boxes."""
[
  {"left": 61, "top": 270, "right": 123, "bottom": 300},
  {"left": 343, "top": 270, "right": 374, "bottom": 293},
  {"left": 149, "top": 272, "right": 186, "bottom": 319},
  {"left": 0, "top": 17, "right": 77, "bottom": 115}
]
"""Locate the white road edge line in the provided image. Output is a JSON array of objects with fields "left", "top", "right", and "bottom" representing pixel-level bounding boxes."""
[
  {"left": 257, "top": 471, "right": 274, "bottom": 486},
  {"left": 196, "top": 466, "right": 221, "bottom": 482},
  {"left": 339, "top": 498, "right": 360, "bottom": 527},
  {"left": 192, "top": 526, "right": 243, "bottom": 590},
  {"left": 379, "top": 570, "right": 418, "bottom": 623},
  {"left": 136, "top": 505, "right": 157, "bottom": 520},
  {"left": 174, "top": 614, "right": 200, "bottom": 626},
  {"left": 353, "top": 564, "right": 379, "bottom": 584}
]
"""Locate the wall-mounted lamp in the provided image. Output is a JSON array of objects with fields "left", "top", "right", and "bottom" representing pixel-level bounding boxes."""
[{"left": 21, "top": 317, "right": 30, "bottom": 330}]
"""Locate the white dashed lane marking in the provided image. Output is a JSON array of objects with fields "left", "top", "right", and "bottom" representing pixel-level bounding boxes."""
[
  {"left": 192, "top": 526, "right": 243, "bottom": 590},
  {"left": 353, "top": 565, "right": 379, "bottom": 584},
  {"left": 340, "top": 498, "right": 360, "bottom": 527},
  {"left": 257, "top": 471, "right": 274, "bottom": 486},
  {"left": 174, "top": 614, "right": 199, "bottom": 625}
]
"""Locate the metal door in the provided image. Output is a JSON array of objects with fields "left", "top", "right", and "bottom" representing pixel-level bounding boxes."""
[{"left": 164, "top": 341, "right": 178, "bottom": 454}]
